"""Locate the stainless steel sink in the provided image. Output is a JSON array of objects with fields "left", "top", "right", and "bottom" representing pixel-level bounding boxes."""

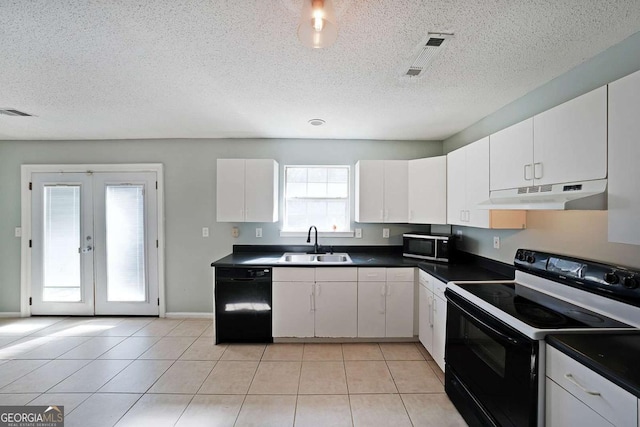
[{"left": 277, "top": 252, "right": 353, "bottom": 264}]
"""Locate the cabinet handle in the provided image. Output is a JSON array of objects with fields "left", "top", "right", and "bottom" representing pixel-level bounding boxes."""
[
  {"left": 427, "top": 295, "right": 434, "bottom": 326},
  {"left": 380, "top": 284, "right": 386, "bottom": 296},
  {"left": 386, "top": 284, "right": 391, "bottom": 296},
  {"left": 524, "top": 164, "right": 533, "bottom": 181},
  {"left": 309, "top": 294, "right": 314, "bottom": 312},
  {"left": 384, "top": 209, "right": 389, "bottom": 220},
  {"left": 380, "top": 210, "right": 384, "bottom": 220},
  {"left": 534, "top": 162, "right": 543, "bottom": 179},
  {"left": 316, "top": 283, "right": 321, "bottom": 296},
  {"left": 564, "top": 373, "right": 601, "bottom": 396},
  {"left": 460, "top": 211, "right": 464, "bottom": 221}
]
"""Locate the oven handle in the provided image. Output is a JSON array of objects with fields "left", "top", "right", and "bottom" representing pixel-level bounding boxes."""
[{"left": 447, "top": 296, "right": 527, "bottom": 347}]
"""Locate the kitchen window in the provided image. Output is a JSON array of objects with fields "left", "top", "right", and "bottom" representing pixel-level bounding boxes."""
[{"left": 282, "top": 165, "right": 350, "bottom": 233}]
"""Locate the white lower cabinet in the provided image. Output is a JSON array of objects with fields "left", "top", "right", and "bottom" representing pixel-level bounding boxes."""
[
  {"left": 546, "top": 345, "right": 638, "bottom": 427},
  {"left": 272, "top": 280, "right": 315, "bottom": 338},
  {"left": 315, "top": 281, "right": 357, "bottom": 337},
  {"left": 418, "top": 270, "right": 447, "bottom": 371},
  {"left": 357, "top": 268, "right": 415, "bottom": 338}
]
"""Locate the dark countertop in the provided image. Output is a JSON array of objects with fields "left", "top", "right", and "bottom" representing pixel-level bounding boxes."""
[
  {"left": 211, "top": 245, "right": 514, "bottom": 283},
  {"left": 547, "top": 333, "right": 640, "bottom": 399}
]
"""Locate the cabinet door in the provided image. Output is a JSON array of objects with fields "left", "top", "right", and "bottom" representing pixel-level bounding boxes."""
[
  {"left": 446, "top": 147, "right": 466, "bottom": 226},
  {"left": 315, "top": 282, "right": 357, "bottom": 337},
  {"left": 272, "top": 281, "right": 314, "bottom": 337},
  {"left": 383, "top": 160, "right": 409, "bottom": 223},
  {"left": 418, "top": 285, "right": 433, "bottom": 354},
  {"left": 216, "top": 159, "right": 245, "bottom": 222},
  {"left": 490, "top": 118, "right": 534, "bottom": 191},
  {"left": 608, "top": 70, "right": 640, "bottom": 245},
  {"left": 386, "top": 281, "right": 414, "bottom": 337},
  {"left": 533, "top": 86, "right": 607, "bottom": 186},
  {"left": 432, "top": 294, "right": 447, "bottom": 371},
  {"left": 545, "top": 379, "right": 613, "bottom": 427},
  {"left": 408, "top": 156, "right": 447, "bottom": 224},
  {"left": 465, "top": 137, "right": 490, "bottom": 228},
  {"left": 245, "top": 159, "right": 278, "bottom": 222},
  {"left": 355, "top": 161, "right": 384, "bottom": 223},
  {"left": 357, "top": 281, "right": 386, "bottom": 337}
]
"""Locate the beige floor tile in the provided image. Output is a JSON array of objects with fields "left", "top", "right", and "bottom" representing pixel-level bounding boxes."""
[
  {"left": 167, "top": 320, "right": 211, "bottom": 337},
  {"left": 179, "top": 337, "right": 227, "bottom": 361},
  {"left": 200, "top": 325, "right": 215, "bottom": 337},
  {"left": 115, "top": 393, "right": 192, "bottom": 427},
  {"left": 0, "top": 337, "right": 21, "bottom": 348},
  {"left": 350, "top": 394, "right": 412, "bottom": 427},
  {"left": 149, "top": 360, "right": 215, "bottom": 394},
  {"left": 379, "top": 343, "right": 425, "bottom": 360},
  {"left": 50, "top": 359, "right": 132, "bottom": 393},
  {"left": 64, "top": 393, "right": 141, "bottom": 427},
  {"left": 302, "top": 344, "right": 343, "bottom": 361},
  {"left": 175, "top": 394, "right": 244, "bottom": 427},
  {"left": 427, "top": 360, "right": 445, "bottom": 384},
  {"left": 0, "top": 336, "right": 56, "bottom": 359},
  {"left": 262, "top": 344, "right": 304, "bottom": 361},
  {"left": 0, "top": 359, "right": 91, "bottom": 393},
  {"left": 0, "top": 393, "right": 41, "bottom": 405},
  {"left": 249, "top": 361, "right": 301, "bottom": 395},
  {"left": 235, "top": 395, "right": 297, "bottom": 427},
  {"left": 416, "top": 342, "right": 435, "bottom": 361},
  {"left": 14, "top": 336, "right": 91, "bottom": 359},
  {"left": 0, "top": 359, "right": 49, "bottom": 388},
  {"left": 220, "top": 344, "right": 266, "bottom": 361},
  {"left": 34, "top": 318, "right": 125, "bottom": 337},
  {"left": 0, "top": 317, "right": 65, "bottom": 336},
  {"left": 387, "top": 360, "right": 444, "bottom": 393},
  {"left": 133, "top": 319, "right": 183, "bottom": 336},
  {"left": 99, "top": 318, "right": 153, "bottom": 337},
  {"left": 28, "top": 392, "right": 92, "bottom": 414},
  {"left": 58, "top": 336, "right": 126, "bottom": 359},
  {"left": 99, "top": 336, "right": 161, "bottom": 359},
  {"left": 401, "top": 393, "right": 467, "bottom": 426},
  {"left": 138, "top": 336, "right": 196, "bottom": 359},
  {"left": 99, "top": 360, "right": 173, "bottom": 393},
  {"left": 345, "top": 361, "right": 397, "bottom": 394},
  {"left": 342, "top": 344, "right": 384, "bottom": 361},
  {"left": 295, "top": 395, "right": 352, "bottom": 427},
  {"left": 198, "top": 361, "right": 258, "bottom": 394},
  {"left": 299, "top": 361, "right": 348, "bottom": 395}
]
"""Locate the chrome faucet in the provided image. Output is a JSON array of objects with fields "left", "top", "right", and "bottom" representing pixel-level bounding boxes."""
[{"left": 306, "top": 225, "right": 319, "bottom": 254}]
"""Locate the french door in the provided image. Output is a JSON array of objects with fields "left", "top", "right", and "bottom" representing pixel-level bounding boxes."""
[{"left": 31, "top": 172, "right": 159, "bottom": 316}]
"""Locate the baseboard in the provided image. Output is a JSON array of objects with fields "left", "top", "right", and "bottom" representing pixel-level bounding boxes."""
[
  {"left": 0, "top": 312, "right": 22, "bottom": 318},
  {"left": 165, "top": 312, "right": 213, "bottom": 319}
]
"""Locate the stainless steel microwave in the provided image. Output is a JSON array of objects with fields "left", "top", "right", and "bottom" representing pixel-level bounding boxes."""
[{"left": 403, "top": 233, "right": 454, "bottom": 262}]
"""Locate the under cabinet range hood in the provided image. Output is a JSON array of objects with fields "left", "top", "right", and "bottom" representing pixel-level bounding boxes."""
[{"left": 478, "top": 179, "right": 607, "bottom": 210}]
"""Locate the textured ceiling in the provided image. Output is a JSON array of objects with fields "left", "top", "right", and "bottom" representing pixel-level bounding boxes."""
[{"left": 0, "top": 0, "right": 639, "bottom": 141}]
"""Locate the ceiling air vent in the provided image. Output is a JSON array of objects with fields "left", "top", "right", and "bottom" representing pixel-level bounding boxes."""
[
  {"left": 404, "top": 32, "right": 453, "bottom": 78},
  {"left": 0, "top": 108, "right": 32, "bottom": 117}
]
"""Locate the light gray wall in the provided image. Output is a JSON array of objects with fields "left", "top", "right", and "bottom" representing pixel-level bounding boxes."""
[
  {"left": 0, "top": 138, "right": 441, "bottom": 313},
  {"left": 443, "top": 30, "right": 640, "bottom": 268}
]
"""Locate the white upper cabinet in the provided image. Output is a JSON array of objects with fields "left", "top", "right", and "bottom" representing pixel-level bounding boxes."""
[
  {"left": 216, "top": 159, "right": 278, "bottom": 222},
  {"left": 355, "top": 160, "right": 408, "bottom": 223},
  {"left": 408, "top": 156, "right": 447, "bottom": 224},
  {"left": 489, "top": 86, "right": 607, "bottom": 191},
  {"left": 533, "top": 86, "right": 607, "bottom": 186},
  {"left": 446, "top": 145, "right": 467, "bottom": 226},
  {"left": 490, "top": 118, "right": 534, "bottom": 191},
  {"left": 608, "top": 69, "right": 640, "bottom": 245}
]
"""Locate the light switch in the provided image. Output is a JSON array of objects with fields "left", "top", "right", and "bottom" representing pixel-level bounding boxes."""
[
  {"left": 383, "top": 228, "right": 390, "bottom": 238},
  {"left": 202, "top": 227, "right": 209, "bottom": 237},
  {"left": 493, "top": 236, "right": 500, "bottom": 249},
  {"left": 256, "top": 228, "right": 262, "bottom": 238},
  {"left": 232, "top": 227, "right": 239, "bottom": 238},
  {"left": 15, "top": 227, "right": 22, "bottom": 238},
  {"left": 355, "top": 228, "right": 362, "bottom": 238}
]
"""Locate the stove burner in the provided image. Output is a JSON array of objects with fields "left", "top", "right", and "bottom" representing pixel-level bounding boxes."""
[
  {"left": 513, "top": 302, "right": 568, "bottom": 327},
  {"left": 567, "top": 309, "right": 605, "bottom": 323}
]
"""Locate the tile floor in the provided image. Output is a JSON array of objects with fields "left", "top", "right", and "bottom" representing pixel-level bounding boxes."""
[{"left": 0, "top": 317, "right": 467, "bottom": 426}]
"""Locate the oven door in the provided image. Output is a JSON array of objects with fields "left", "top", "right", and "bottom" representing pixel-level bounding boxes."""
[{"left": 445, "top": 289, "right": 538, "bottom": 427}]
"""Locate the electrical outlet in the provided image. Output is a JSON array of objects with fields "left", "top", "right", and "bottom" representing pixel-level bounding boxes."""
[
  {"left": 456, "top": 230, "right": 463, "bottom": 241},
  {"left": 202, "top": 227, "right": 209, "bottom": 237},
  {"left": 493, "top": 236, "right": 500, "bottom": 249},
  {"left": 355, "top": 228, "right": 362, "bottom": 238},
  {"left": 382, "top": 228, "right": 390, "bottom": 239},
  {"left": 14, "top": 227, "right": 22, "bottom": 238},
  {"left": 256, "top": 228, "right": 262, "bottom": 238},
  {"left": 232, "top": 227, "right": 239, "bottom": 238}
]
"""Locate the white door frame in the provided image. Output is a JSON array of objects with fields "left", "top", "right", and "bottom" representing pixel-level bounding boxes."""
[{"left": 20, "top": 164, "right": 165, "bottom": 317}]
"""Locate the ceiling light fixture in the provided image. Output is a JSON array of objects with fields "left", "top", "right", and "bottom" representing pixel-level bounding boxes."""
[
  {"left": 308, "top": 118, "right": 326, "bottom": 126},
  {"left": 297, "top": 0, "right": 337, "bottom": 49}
]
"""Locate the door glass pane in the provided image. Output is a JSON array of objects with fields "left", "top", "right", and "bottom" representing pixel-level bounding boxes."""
[
  {"left": 106, "top": 185, "right": 146, "bottom": 302},
  {"left": 43, "top": 186, "right": 81, "bottom": 302}
]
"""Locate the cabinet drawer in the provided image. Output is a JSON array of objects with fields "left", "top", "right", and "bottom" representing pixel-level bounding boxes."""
[
  {"left": 272, "top": 267, "right": 315, "bottom": 282},
  {"left": 358, "top": 268, "right": 386, "bottom": 282},
  {"left": 315, "top": 267, "right": 358, "bottom": 282},
  {"left": 546, "top": 346, "right": 637, "bottom": 427},
  {"left": 418, "top": 270, "right": 433, "bottom": 292},
  {"left": 386, "top": 268, "right": 415, "bottom": 282}
]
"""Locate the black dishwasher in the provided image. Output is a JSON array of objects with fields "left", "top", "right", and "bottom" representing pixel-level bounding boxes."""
[{"left": 214, "top": 267, "right": 273, "bottom": 344}]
